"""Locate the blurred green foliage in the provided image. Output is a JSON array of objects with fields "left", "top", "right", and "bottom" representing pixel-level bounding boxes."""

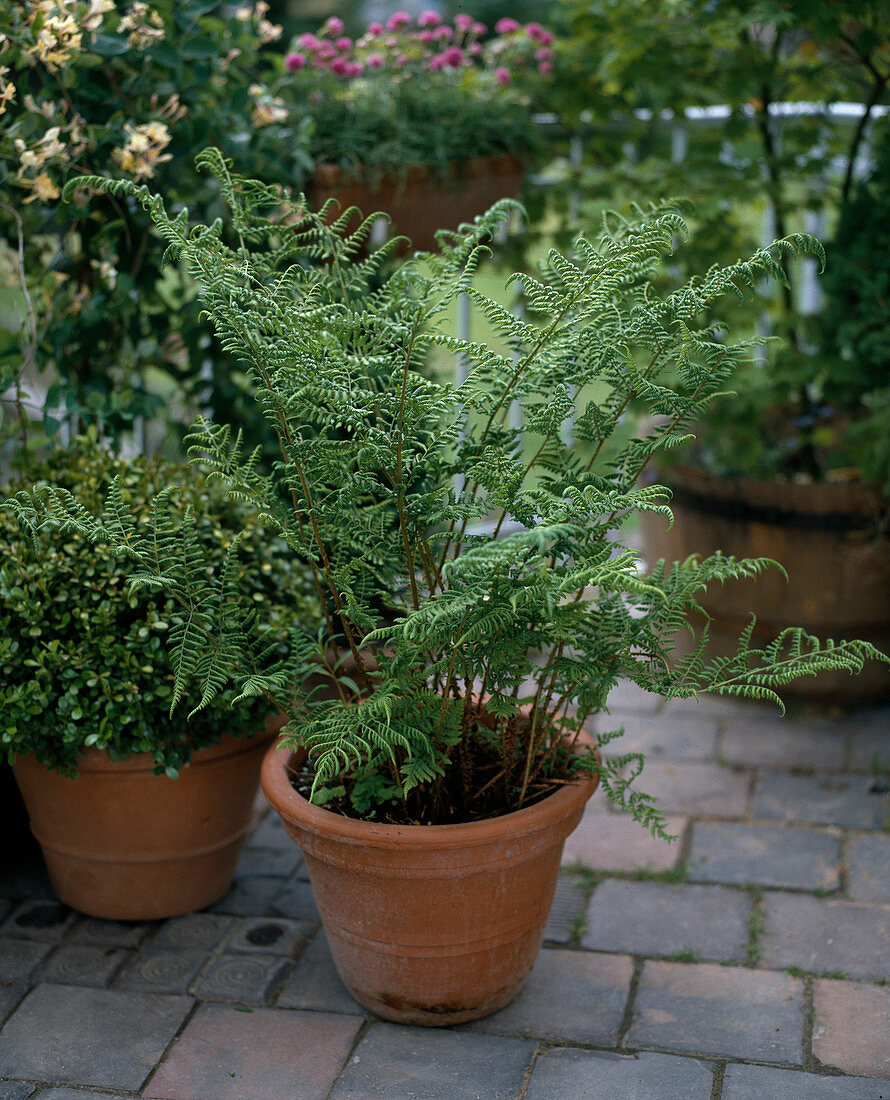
[{"left": 549, "top": 0, "right": 890, "bottom": 486}]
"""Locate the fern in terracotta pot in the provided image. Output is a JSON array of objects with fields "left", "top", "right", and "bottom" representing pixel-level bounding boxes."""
[{"left": 7, "top": 150, "right": 886, "bottom": 1018}]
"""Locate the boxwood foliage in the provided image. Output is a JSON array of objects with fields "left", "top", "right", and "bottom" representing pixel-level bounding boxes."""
[{"left": 1, "top": 435, "right": 317, "bottom": 777}]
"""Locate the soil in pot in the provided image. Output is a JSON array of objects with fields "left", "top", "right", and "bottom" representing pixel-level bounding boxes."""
[
  {"left": 640, "top": 465, "right": 890, "bottom": 702},
  {"left": 261, "top": 742, "right": 598, "bottom": 1026},
  {"left": 12, "top": 723, "right": 278, "bottom": 921}
]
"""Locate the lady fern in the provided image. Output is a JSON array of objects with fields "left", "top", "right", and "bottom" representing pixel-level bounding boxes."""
[{"left": 8, "top": 152, "right": 886, "bottom": 831}]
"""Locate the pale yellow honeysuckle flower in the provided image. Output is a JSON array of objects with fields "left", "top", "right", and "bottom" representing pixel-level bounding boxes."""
[
  {"left": 119, "top": 2, "right": 165, "bottom": 49},
  {"left": 111, "top": 119, "right": 172, "bottom": 180},
  {"left": 27, "top": 3, "right": 82, "bottom": 72},
  {"left": 83, "top": 0, "right": 115, "bottom": 32},
  {"left": 91, "top": 258, "right": 119, "bottom": 287},
  {"left": 251, "top": 97, "right": 288, "bottom": 126},
  {"left": 23, "top": 94, "right": 56, "bottom": 118},
  {"left": 258, "top": 19, "right": 282, "bottom": 44},
  {"left": 0, "top": 67, "right": 15, "bottom": 117},
  {"left": 21, "top": 172, "right": 61, "bottom": 204}
]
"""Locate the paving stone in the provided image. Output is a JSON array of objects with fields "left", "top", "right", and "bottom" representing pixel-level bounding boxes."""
[
  {"left": 753, "top": 771, "right": 890, "bottom": 829},
  {"left": 562, "top": 807, "right": 686, "bottom": 873},
  {"left": 117, "top": 950, "right": 210, "bottom": 995},
  {"left": 1, "top": 900, "right": 77, "bottom": 941},
  {"left": 629, "top": 761, "right": 750, "bottom": 818},
  {"left": 234, "top": 845, "right": 301, "bottom": 879},
  {"left": 848, "top": 716, "right": 890, "bottom": 771},
  {"left": 268, "top": 874, "right": 320, "bottom": 922},
  {"left": 627, "top": 961, "right": 805, "bottom": 1063},
  {"left": 581, "top": 880, "right": 750, "bottom": 962},
  {"left": 464, "top": 948, "right": 632, "bottom": 1044},
  {"left": 0, "top": 984, "right": 192, "bottom": 1090},
  {"left": 28, "top": 1092, "right": 137, "bottom": 1100},
  {"left": 227, "top": 917, "right": 312, "bottom": 958},
  {"left": 594, "top": 711, "right": 719, "bottom": 761},
  {"left": 718, "top": 714, "right": 847, "bottom": 770},
  {"left": 275, "top": 932, "right": 366, "bottom": 1015},
  {"left": 0, "top": 986, "right": 25, "bottom": 1024},
  {"left": 67, "top": 917, "right": 155, "bottom": 948},
  {"left": 688, "top": 823, "right": 841, "bottom": 890},
  {"left": 661, "top": 692, "right": 744, "bottom": 718},
  {"left": 208, "top": 876, "right": 286, "bottom": 917},
  {"left": 722, "top": 1062, "right": 890, "bottom": 1099},
  {"left": 0, "top": 1084, "right": 35, "bottom": 1100},
  {"left": 605, "top": 680, "right": 663, "bottom": 713},
  {"left": 246, "top": 812, "right": 301, "bottom": 855},
  {"left": 524, "top": 1049, "right": 715, "bottom": 1099},
  {"left": 761, "top": 892, "right": 890, "bottom": 980},
  {"left": 38, "top": 944, "right": 131, "bottom": 987},
  {"left": 848, "top": 833, "right": 890, "bottom": 902},
  {"left": 146, "top": 1004, "right": 362, "bottom": 1100},
  {"left": 190, "top": 954, "right": 292, "bottom": 1005},
  {"left": 0, "top": 1083, "right": 35, "bottom": 1100},
  {"left": 813, "top": 978, "right": 890, "bottom": 1078},
  {"left": 543, "top": 875, "right": 588, "bottom": 943},
  {"left": 151, "top": 913, "right": 235, "bottom": 951},
  {"left": 328, "top": 1022, "right": 536, "bottom": 1100},
  {"left": 0, "top": 939, "right": 54, "bottom": 983}
]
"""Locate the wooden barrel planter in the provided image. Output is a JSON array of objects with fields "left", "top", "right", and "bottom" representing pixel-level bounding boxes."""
[
  {"left": 305, "top": 155, "right": 524, "bottom": 253},
  {"left": 639, "top": 465, "right": 890, "bottom": 703}
]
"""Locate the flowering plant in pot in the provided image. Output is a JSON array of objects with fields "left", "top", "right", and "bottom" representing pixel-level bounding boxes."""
[
  {"left": 281, "top": 10, "right": 554, "bottom": 247},
  {"left": 1, "top": 432, "right": 317, "bottom": 920},
  {"left": 10, "top": 150, "right": 886, "bottom": 1020}
]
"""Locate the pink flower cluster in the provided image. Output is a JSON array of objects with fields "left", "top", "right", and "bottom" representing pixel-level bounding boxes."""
[{"left": 284, "top": 11, "right": 555, "bottom": 82}]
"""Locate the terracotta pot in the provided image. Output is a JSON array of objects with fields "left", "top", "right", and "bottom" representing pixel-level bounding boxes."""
[
  {"left": 12, "top": 722, "right": 279, "bottom": 921},
  {"left": 306, "top": 155, "right": 525, "bottom": 253},
  {"left": 261, "top": 743, "right": 598, "bottom": 1026},
  {"left": 639, "top": 465, "right": 890, "bottom": 702}
]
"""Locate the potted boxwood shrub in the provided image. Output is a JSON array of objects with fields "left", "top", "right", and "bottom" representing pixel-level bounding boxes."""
[
  {"left": 9, "top": 150, "right": 886, "bottom": 1021},
  {"left": 1, "top": 433, "right": 317, "bottom": 921},
  {"left": 281, "top": 10, "right": 554, "bottom": 249}
]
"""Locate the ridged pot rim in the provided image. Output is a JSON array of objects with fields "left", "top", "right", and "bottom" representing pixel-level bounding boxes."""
[
  {"left": 15, "top": 722, "right": 279, "bottom": 778},
  {"left": 261, "top": 743, "right": 599, "bottom": 850}
]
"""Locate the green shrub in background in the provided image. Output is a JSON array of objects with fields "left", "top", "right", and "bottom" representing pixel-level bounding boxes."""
[
  {"left": 550, "top": 0, "right": 890, "bottom": 489},
  {"left": 0, "top": 0, "right": 310, "bottom": 459},
  {"left": 0, "top": 434, "right": 319, "bottom": 777}
]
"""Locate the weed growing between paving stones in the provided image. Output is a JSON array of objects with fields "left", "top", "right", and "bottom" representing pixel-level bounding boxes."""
[
  {"left": 746, "top": 890, "right": 766, "bottom": 967},
  {"left": 569, "top": 914, "right": 589, "bottom": 939},
  {"left": 669, "top": 948, "right": 704, "bottom": 963}
]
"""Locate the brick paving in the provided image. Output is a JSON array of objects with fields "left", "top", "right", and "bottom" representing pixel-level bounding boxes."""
[{"left": 1, "top": 685, "right": 890, "bottom": 1098}]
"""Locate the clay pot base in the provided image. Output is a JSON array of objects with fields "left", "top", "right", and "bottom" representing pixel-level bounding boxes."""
[
  {"left": 262, "top": 744, "right": 598, "bottom": 1026},
  {"left": 13, "top": 727, "right": 276, "bottom": 921}
]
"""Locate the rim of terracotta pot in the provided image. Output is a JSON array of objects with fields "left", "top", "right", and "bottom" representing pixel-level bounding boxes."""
[
  {"left": 261, "top": 741, "right": 599, "bottom": 850},
  {"left": 31, "top": 719, "right": 282, "bottom": 777}
]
